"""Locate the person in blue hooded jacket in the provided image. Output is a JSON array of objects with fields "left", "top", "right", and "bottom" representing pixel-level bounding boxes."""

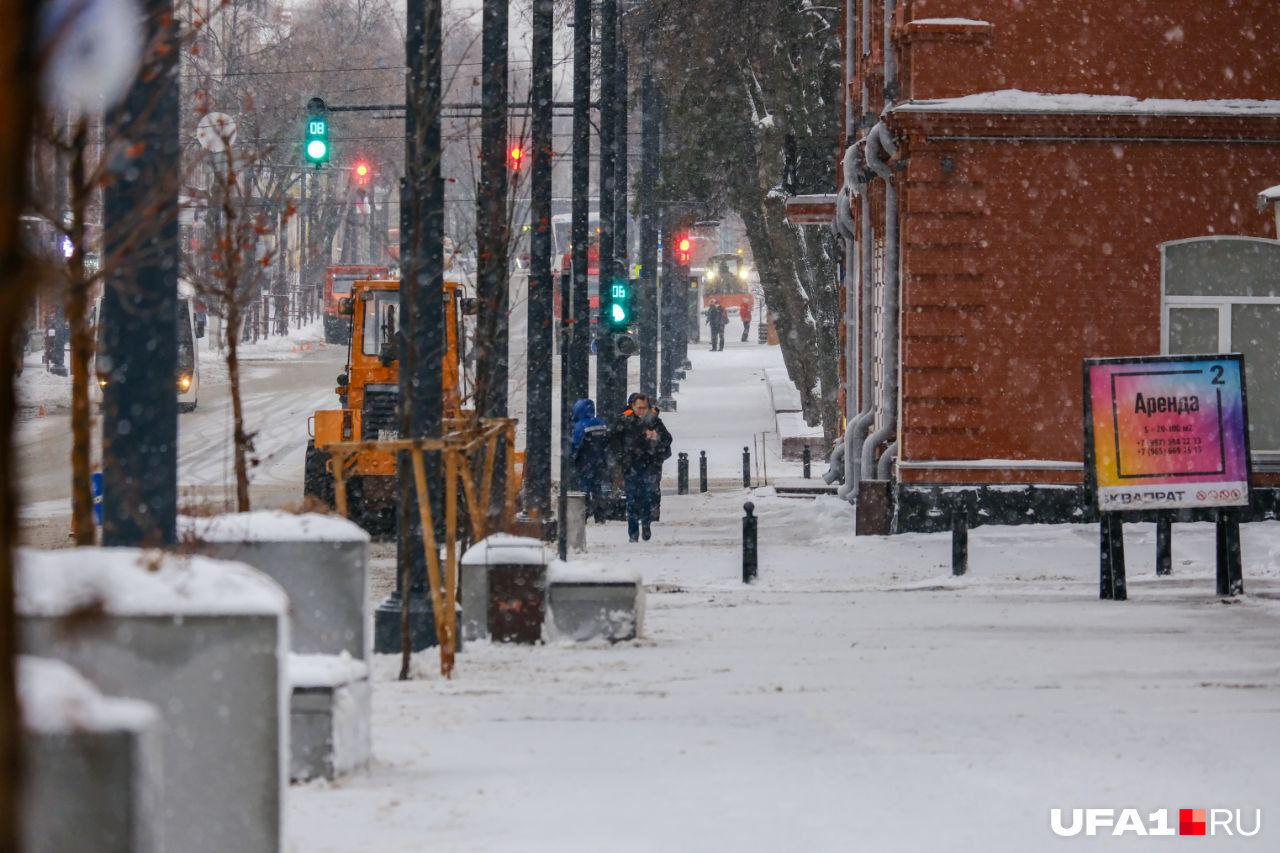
[{"left": 570, "top": 397, "right": 611, "bottom": 521}]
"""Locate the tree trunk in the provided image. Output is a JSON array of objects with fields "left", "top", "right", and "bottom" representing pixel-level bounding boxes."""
[
  {"left": 741, "top": 195, "right": 822, "bottom": 419},
  {"left": 67, "top": 120, "right": 95, "bottom": 545},
  {"left": 0, "top": 0, "right": 38, "bottom": 843},
  {"left": 225, "top": 302, "right": 252, "bottom": 512}
]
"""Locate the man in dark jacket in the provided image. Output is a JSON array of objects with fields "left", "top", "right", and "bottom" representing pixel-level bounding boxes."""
[
  {"left": 613, "top": 393, "right": 672, "bottom": 541},
  {"left": 706, "top": 299, "right": 726, "bottom": 352},
  {"left": 570, "top": 398, "right": 610, "bottom": 522}
]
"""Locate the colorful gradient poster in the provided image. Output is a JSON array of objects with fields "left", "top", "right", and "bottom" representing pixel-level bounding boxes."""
[{"left": 1084, "top": 355, "right": 1251, "bottom": 510}]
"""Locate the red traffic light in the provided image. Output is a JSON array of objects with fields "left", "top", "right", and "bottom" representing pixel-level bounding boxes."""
[
  {"left": 676, "top": 235, "right": 692, "bottom": 264},
  {"left": 509, "top": 145, "right": 525, "bottom": 171},
  {"left": 354, "top": 161, "right": 371, "bottom": 186}
]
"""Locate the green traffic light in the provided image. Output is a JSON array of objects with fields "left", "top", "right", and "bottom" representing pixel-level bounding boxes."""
[
  {"left": 306, "top": 139, "right": 328, "bottom": 161},
  {"left": 611, "top": 303, "right": 627, "bottom": 324},
  {"left": 608, "top": 279, "right": 630, "bottom": 328}
]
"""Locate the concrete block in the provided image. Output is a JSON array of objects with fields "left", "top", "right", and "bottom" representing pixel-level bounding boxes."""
[
  {"left": 547, "top": 562, "right": 644, "bottom": 642},
  {"left": 289, "top": 654, "right": 372, "bottom": 782},
  {"left": 19, "top": 657, "right": 162, "bottom": 853},
  {"left": 460, "top": 534, "right": 549, "bottom": 642},
  {"left": 183, "top": 511, "right": 371, "bottom": 660},
  {"left": 16, "top": 549, "right": 288, "bottom": 853}
]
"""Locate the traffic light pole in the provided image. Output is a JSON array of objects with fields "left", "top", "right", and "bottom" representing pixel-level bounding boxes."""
[
  {"left": 569, "top": 0, "right": 592, "bottom": 404},
  {"left": 658, "top": 206, "right": 677, "bottom": 411},
  {"left": 638, "top": 72, "right": 659, "bottom": 398},
  {"left": 595, "top": 0, "right": 620, "bottom": 417},
  {"left": 477, "top": 0, "right": 510, "bottom": 529},
  {"left": 378, "top": 0, "right": 446, "bottom": 655},
  {"left": 101, "top": 0, "right": 179, "bottom": 548},
  {"left": 524, "top": 0, "right": 554, "bottom": 520}
]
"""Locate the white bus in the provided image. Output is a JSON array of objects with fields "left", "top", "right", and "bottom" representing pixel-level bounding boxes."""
[{"left": 93, "top": 283, "right": 202, "bottom": 413}]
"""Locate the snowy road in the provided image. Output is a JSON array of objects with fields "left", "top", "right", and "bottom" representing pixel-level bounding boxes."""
[{"left": 15, "top": 341, "right": 345, "bottom": 538}]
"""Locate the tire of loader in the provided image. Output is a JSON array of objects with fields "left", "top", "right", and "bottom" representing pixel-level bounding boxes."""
[{"left": 303, "top": 442, "right": 335, "bottom": 508}]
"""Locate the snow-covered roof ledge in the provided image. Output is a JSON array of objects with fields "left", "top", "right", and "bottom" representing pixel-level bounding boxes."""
[
  {"left": 784, "top": 194, "right": 837, "bottom": 227},
  {"left": 1258, "top": 185, "right": 1280, "bottom": 237},
  {"left": 904, "top": 18, "right": 994, "bottom": 42},
  {"left": 893, "top": 89, "right": 1280, "bottom": 117},
  {"left": 1257, "top": 184, "right": 1280, "bottom": 213}
]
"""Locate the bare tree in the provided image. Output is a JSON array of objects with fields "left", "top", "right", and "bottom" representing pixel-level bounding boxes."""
[{"left": 186, "top": 109, "right": 293, "bottom": 512}]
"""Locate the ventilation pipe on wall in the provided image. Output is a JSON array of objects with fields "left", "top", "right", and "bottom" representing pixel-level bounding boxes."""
[{"left": 859, "top": 119, "right": 899, "bottom": 485}]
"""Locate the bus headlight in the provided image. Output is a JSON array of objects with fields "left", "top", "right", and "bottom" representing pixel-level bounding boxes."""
[
  {"left": 178, "top": 374, "right": 192, "bottom": 392},
  {"left": 96, "top": 377, "right": 107, "bottom": 389},
  {"left": 737, "top": 267, "right": 749, "bottom": 282}
]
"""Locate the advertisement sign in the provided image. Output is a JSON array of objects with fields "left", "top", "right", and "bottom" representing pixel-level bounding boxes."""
[{"left": 1083, "top": 355, "right": 1251, "bottom": 511}]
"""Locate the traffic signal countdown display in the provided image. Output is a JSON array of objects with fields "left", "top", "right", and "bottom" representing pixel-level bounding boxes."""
[
  {"left": 509, "top": 145, "right": 525, "bottom": 172},
  {"left": 607, "top": 278, "right": 631, "bottom": 328},
  {"left": 305, "top": 97, "right": 329, "bottom": 166},
  {"left": 676, "top": 235, "right": 691, "bottom": 265}
]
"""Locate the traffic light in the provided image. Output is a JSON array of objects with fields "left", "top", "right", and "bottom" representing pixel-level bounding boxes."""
[
  {"left": 354, "top": 161, "right": 370, "bottom": 187},
  {"left": 607, "top": 277, "right": 631, "bottom": 328},
  {"left": 304, "top": 97, "right": 329, "bottom": 166},
  {"left": 676, "top": 235, "right": 691, "bottom": 265},
  {"left": 509, "top": 144, "right": 525, "bottom": 172}
]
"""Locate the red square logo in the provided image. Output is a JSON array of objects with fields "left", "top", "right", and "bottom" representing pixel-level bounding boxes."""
[{"left": 1180, "top": 809, "right": 1206, "bottom": 836}]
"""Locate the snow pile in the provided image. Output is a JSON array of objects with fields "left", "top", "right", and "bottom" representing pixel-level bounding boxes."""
[
  {"left": 15, "top": 547, "right": 288, "bottom": 617},
  {"left": 16, "top": 367, "right": 71, "bottom": 412},
  {"left": 547, "top": 558, "right": 641, "bottom": 585},
  {"left": 461, "top": 533, "right": 547, "bottom": 567},
  {"left": 895, "top": 89, "right": 1280, "bottom": 116},
  {"left": 289, "top": 652, "right": 369, "bottom": 689},
  {"left": 181, "top": 510, "right": 370, "bottom": 544},
  {"left": 18, "top": 656, "right": 157, "bottom": 733}
]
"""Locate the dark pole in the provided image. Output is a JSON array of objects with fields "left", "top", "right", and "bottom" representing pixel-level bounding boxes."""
[
  {"left": 658, "top": 199, "right": 676, "bottom": 406},
  {"left": 1155, "top": 511, "right": 1172, "bottom": 576},
  {"left": 378, "top": 0, "right": 445, "bottom": 654},
  {"left": 476, "top": 0, "right": 509, "bottom": 422},
  {"left": 101, "top": 0, "right": 179, "bottom": 547},
  {"left": 611, "top": 37, "right": 630, "bottom": 416},
  {"left": 595, "top": 0, "right": 617, "bottom": 412},
  {"left": 638, "top": 72, "right": 659, "bottom": 397},
  {"left": 523, "top": 0, "right": 554, "bottom": 519},
  {"left": 558, "top": 268, "right": 572, "bottom": 561},
  {"left": 477, "top": 0, "right": 510, "bottom": 528},
  {"left": 569, "top": 0, "right": 592, "bottom": 403}
]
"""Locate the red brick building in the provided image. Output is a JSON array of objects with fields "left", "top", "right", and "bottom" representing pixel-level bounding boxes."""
[{"left": 832, "top": 1, "right": 1280, "bottom": 532}]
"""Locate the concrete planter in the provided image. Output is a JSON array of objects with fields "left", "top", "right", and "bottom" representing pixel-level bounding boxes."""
[
  {"left": 182, "top": 511, "right": 371, "bottom": 660},
  {"left": 546, "top": 561, "right": 645, "bottom": 642},
  {"left": 460, "top": 534, "right": 549, "bottom": 642},
  {"left": 19, "top": 657, "right": 162, "bottom": 853},
  {"left": 288, "top": 653, "right": 372, "bottom": 782},
  {"left": 16, "top": 548, "right": 289, "bottom": 853}
]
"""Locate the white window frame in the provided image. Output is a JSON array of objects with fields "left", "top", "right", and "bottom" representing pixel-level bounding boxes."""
[{"left": 1161, "top": 238, "right": 1280, "bottom": 465}]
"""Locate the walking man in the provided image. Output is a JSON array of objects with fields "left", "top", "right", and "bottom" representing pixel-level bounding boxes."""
[
  {"left": 706, "top": 299, "right": 726, "bottom": 352},
  {"left": 739, "top": 302, "right": 752, "bottom": 342},
  {"left": 614, "top": 393, "right": 672, "bottom": 542}
]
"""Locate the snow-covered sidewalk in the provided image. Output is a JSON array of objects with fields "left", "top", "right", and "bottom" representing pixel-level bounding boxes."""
[{"left": 289, "top": 344, "right": 1280, "bottom": 852}]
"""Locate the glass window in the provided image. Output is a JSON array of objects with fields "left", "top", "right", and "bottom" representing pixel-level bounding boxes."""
[
  {"left": 1167, "top": 307, "right": 1219, "bottom": 356},
  {"left": 1232, "top": 304, "right": 1280, "bottom": 453},
  {"left": 362, "top": 294, "right": 399, "bottom": 357},
  {"left": 177, "top": 299, "right": 195, "bottom": 372}
]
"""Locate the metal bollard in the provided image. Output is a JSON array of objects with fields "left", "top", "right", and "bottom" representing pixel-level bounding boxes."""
[
  {"left": 677, "top": 452, "right": 689, "bottom": 495},
  {"left": 742, "top": 501, "right": 758, "bottom": 583},
  {"left": 699, "top": 451, "right": 708, "bottom": 493},
  {"left": 951, "top": 497, "right": 968, "bottom": 577},
  {"left": 802, "top": 445, "right": 811, "bottom": 479},
  {"left": 1156, "top": 511, "right": 1172, "bottom": 576},
  {"left": 742, "top": 446, "right": 751, "bottom": 489}
]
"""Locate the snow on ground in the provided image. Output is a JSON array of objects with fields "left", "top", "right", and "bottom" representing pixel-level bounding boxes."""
[{"left": 288, "top": 340, "right": 1280, "bottom": 853}]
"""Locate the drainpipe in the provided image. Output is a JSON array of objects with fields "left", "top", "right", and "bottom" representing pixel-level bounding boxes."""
[
  {"left": 835, "top": 140, "right": 875, "bottom": 499},
  {"left": 859, "top": 119, "right": 899, "bottom": 482},
  {"left": 823, "top": 190, "right": 852, "bottom": 484}
]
